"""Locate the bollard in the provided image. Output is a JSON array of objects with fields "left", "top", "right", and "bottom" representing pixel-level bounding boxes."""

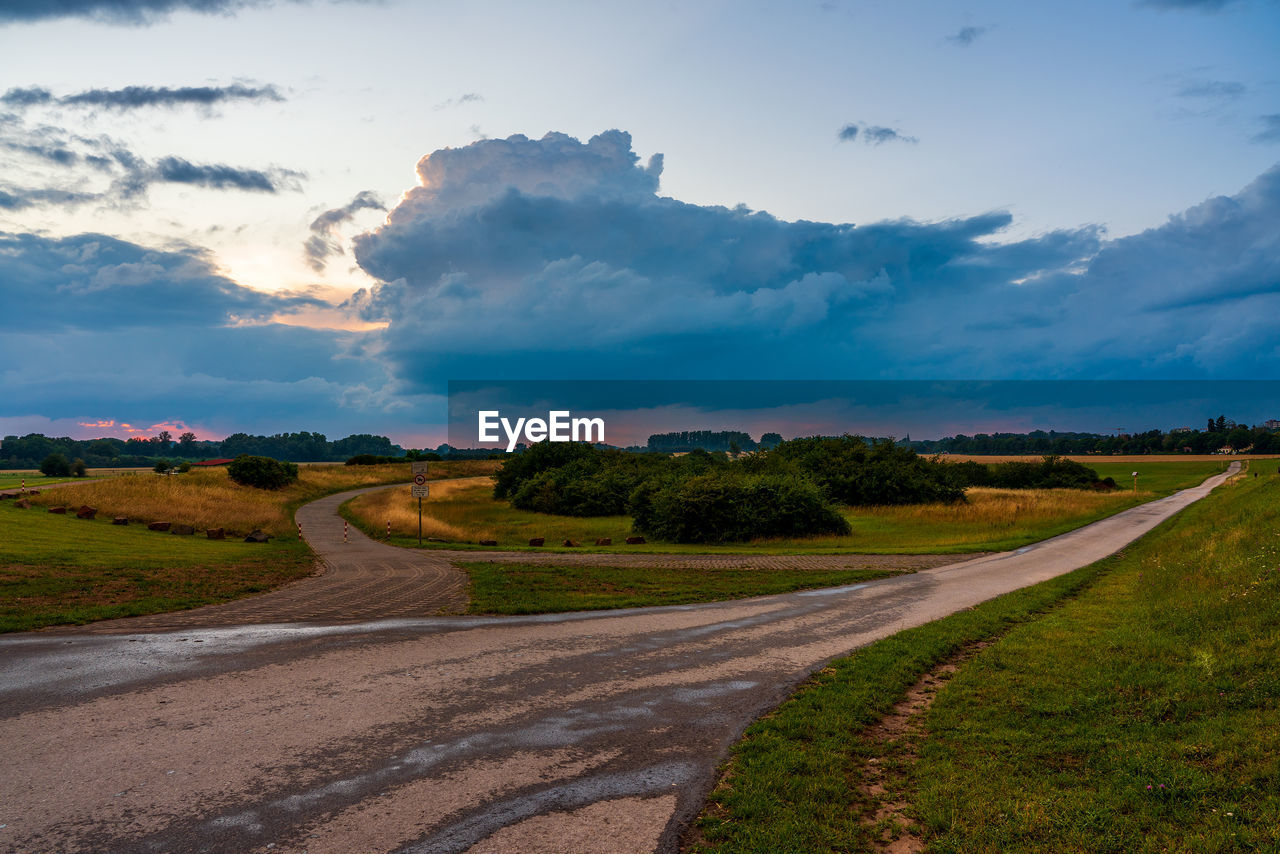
[
  {"left": 297, "top": 522, "right": 303, "bottom": 541},
  {"left": 21, "top": 479, "right": 25, "bottom": 494},
  {"left": 344, "top": 521, "right": 348, "bottom": 544},
  {"left": 386, "top": 519, "right": 391, "bottom": 539}
]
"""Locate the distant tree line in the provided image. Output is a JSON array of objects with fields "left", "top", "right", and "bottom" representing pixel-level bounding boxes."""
[
  {"left": 2, "top": 431, "right": 408, "bottom": 470},
  {"left": 907, "top": 417, "right": 1278, "bottom": 456}
]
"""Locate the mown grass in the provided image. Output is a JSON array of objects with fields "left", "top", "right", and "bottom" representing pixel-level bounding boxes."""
[
  {"left": 910, "top": 469, "right": 1279, "bottom": 852},
  {"left": 344, "top": 461, "right": 1222, "bottom": 554},
  {"left": 463, "top": 563, "right": 905, "bottom": 615},
  {"left": 0, "top": 500, "right": 313, "bottom": 632},
  {"left": 25, "top": 460, "right": 497, "bottom": 538},
  {"left": 688, "top": 463, "right": 1274, "bottom": 853}
]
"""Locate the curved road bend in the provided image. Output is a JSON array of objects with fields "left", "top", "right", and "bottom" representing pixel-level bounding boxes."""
[{"left": 0, "top": 464, "right": 1238, "bottom": 854}]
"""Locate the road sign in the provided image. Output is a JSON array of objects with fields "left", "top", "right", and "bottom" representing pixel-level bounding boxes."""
[
  {"left": 411, "top": 484, "right": 430, "bottom": 498},
  {"left": 411, "top": 461, "right": 430, "bottom": 475},
  {"left": 413, "top": 473, "right": 427, "bottom": 486}
]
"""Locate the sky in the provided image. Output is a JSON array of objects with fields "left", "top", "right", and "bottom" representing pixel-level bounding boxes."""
[{"left": 1, "top": 0, "right": 1278, "bottom": 447}]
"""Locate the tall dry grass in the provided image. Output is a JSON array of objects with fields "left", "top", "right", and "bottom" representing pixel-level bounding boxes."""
[
  {"left": 347, "top": 477, "right": 497, "bottom": 541},
  {"left": 867, "top": 486, "right": 1136, "bottom": 526},
  {"left": 27, "top": 461, "right": 499, "bottom": 537}
]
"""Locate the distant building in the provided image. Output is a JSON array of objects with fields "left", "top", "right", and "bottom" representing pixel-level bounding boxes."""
[{"left": 1265, "top": 419, "right": 1280, "bottom": 430}]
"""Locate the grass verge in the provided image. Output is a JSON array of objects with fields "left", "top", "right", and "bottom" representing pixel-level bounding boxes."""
[
  {"left": 0, "top": 501, "right": 312, "bottom": 632},
  {"left": 687, "top": 467, "right": 1271, "bottom": 853},
  {"left": 462, "top": 563, "right": 907, "bottom": 615},
  {"left": 344, "top": 461, "right": 1222, "bottom": 555}
]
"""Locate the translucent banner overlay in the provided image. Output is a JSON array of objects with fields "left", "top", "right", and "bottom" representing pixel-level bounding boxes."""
[{"left": 446, "top": 380, "right": 1280, "bottom": 451}]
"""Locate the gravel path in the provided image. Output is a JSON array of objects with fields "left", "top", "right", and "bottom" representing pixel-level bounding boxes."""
[
  {"left": 0, "top": 465, "right": 1238, "bottom": 854},
  {"left": 65, "top": 485, "right": 966, "bottom": 633}
]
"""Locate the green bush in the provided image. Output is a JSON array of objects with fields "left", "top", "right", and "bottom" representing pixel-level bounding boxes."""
[
  {"left": 228, "top": 454, "right": 299, "bottom": 489},
  {"left": 630, "top": 471, "right": 851, "bottom": 543},
  {"left": 71, "top": 458, "right": 87, "bottom": 477},
  {"left": 39, "top": 453, "right": 71, "bottom": 477},
  {"left": 759, "top": 436, "right": 965, "bottom": 505}
]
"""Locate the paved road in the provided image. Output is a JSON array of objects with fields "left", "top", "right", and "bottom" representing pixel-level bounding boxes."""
[{"left": 0, "top": 465, "right": 1237, "bottom": 853}]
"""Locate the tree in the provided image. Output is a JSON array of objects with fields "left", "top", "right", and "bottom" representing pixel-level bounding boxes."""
[
  {"left": 228, "top": 455, "right": 299, "bottom": 489},
  {"left": 1226, "top": 426, "right": 1252, "bottom": 451},
  {"left": 71, "top": 458, "right": 87, "bottom": 477},
  {"left": 154, "top": 460, "right": 172, "bottom": 474},
  {"left": 178, "top": 432, "right": 198, "bottom": 455},
  {"left": 40, "top": 453, "right": 71, "bottom": 477}
]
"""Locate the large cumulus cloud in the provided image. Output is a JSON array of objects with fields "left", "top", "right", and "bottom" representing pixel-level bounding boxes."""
[
  {"left": 349, "top": 130, "right": 1280, "bottom": 385},
  {"left": 0, "top": 232, "right": 413, "bottom": 436}
]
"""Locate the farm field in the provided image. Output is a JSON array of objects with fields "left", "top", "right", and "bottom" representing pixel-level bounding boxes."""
[
  {"left": 22, "top": 460, "right": 498, "bottom": 538},
  {"left": 691, "top": 466, "right": 1276, "bottom": 853},
  {"left": 0, "top": 460, "right": 497, "bottom": 632},
  {"left": 0, "top": 500, "right": 313, "bottom": 632},
  {"left": 344, "top": 460, "right": 1227, "bottom": 555}
]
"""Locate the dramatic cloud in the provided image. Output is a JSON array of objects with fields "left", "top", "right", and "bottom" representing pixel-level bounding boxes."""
[
  {"left": 0, "top": 0, "right": 373, "bottom": 26},
  {"left": 304, "top": 190, "right": 385, "bottom": 272},
  {"left": 53, "top": 83, "right": 281, "bottom": 110},
  {"left": 1254, "top": 114, "right": 1280, "bottom": 144},
  {"left": 347, "top": 130, "right": 1280, "bottom": 388},
  {"left": 838, "top": 122, "right": 919, "bottom": 145},
  {"left": 0, "top": 112, "right": 304, "bottom": 208},
  {"left": 0, "top": 231, "right": 323, "bottom": 330},
  {"left": 0, "top": 87, "right": 53, "bottom": 107},
  {"left": 946, "top": 25, "right": 987, "bottom": 46},
  {"left": 0, "top": 229, "right": 411, "bottom": 436},
  {"left": 154, "top": 156, "right": 301, "bottom": 192}
]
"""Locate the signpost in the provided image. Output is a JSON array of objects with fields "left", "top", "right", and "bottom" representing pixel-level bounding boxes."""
[{"left": 411, "top": 464, "right": 429, "bottom": 544}]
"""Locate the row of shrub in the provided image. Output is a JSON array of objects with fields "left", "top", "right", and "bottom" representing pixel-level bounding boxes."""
[{"left": 492, "top": 440, "right": 1108, "bottom": 544}]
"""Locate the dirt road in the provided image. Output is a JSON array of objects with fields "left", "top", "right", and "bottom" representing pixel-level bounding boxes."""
[{"left": 0, "top": 464, "right": 1237, "bottom": 853}]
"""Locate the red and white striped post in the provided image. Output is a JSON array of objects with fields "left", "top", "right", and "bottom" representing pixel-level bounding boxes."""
[
  {"left": 343, "top": 521, "right": 348, "bottom": 544},
  {"left": 386, "top": 519, "right": 391, "bottom": 539},
  {"left": 297, "top": 522, "right": 303, "bottom": 541},
  {"left": 20, "top": 479, "right": 25, "bottom": 494}
]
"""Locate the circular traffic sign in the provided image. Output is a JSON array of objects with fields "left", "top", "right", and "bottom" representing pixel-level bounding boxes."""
[{"left": 414, "top": 474, "right": 427, "bottom": 486}]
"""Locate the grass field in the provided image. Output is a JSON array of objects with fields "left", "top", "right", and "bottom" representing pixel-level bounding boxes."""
[
  {"left": 0, "top": 500, "right": 313, "bottom": 632},
  {"left": 344, "top": 460, "right": 1226, "bottom": 554},
  {"left": 23, "top": 460, "right": 498, "bottom": 538},
  {"left": 0, "top": 460, "right": 498, "bottom": 632},
  {"left": 689, "top": 464, "right": 1276, "bottom": 852},
  {"left": 463, "top": 562, "right": 906, "bottom": 615}
]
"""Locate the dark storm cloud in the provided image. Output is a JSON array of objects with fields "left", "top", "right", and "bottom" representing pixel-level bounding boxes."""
[
  {"left": 0, "top": 231, "right": 324, "bottom": 330},
  {"left": 60, "top": 84, "right": 283, "bottom": 110},
  {"left": 304, "top": 190, "right": 385, "bottom": 272},
  {"left": 154, "top": 156, "right": 302, "bottom": 192},
  {"left": 346, "top": 130, "right": 1280, "bottom": 388},
  {"left": 0, "top": 0, "right": 373, "bottom": 26}
]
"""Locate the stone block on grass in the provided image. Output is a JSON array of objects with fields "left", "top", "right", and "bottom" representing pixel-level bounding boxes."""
[
  {"left": 528, "top": 537, "right": 545, "bottom": 547},
  {"left": 206, "top": 528, "right": 225, "bottom": 540},
  {"left": 244, "top": 530, "right": 270, "bottom": 543},
  {"left": 48, "top": 506, "right": 67, "bottom": 514},
  {"left": 112, "top": 517, "right": 128, "bottom": 525},
  {"left": 148, "top": 521, "right": 171, "bottom": 531},
  {"left": 479, "top": 539, "right": 498, "bottom": 547},
  {"left": 625, "top": 536, "right": 646, "bottom": 545},
  {"left": 171, "top": 524, "right": 195, "bottom": 535},
  {"left": 562, "top": 539, "right": 580, "bottom": 547},
  {"left": 76, "top": 506, "right": 97, "bottom": 519},
  {"left": 594, "top": 538, "right": 612, "bottom": 546}
]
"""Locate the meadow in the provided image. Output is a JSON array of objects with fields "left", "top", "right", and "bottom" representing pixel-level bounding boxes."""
[
  {"left": 343, "top": 460, "right": 1226, "bottom": 554},
  {"left": 0, "top": 500, "right": 313, "bottom": 632},
  {"left": 22, "top": 460, "right": 498, "bottom": 538},
  {"left": 689, "top": 465, "right": 1277, "bottom": 853},
  {"left": 1, "top": 460, "right": 497, "bottom": 631}
]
